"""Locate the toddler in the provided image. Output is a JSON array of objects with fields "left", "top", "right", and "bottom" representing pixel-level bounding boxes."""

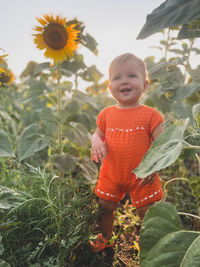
[{"left": 90, "top": 53, "right": 164, "bottom": 252}]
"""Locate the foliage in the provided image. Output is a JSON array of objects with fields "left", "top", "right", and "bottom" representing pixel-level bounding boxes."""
[
  {"left": 133, "top": 119, "right": 189, "bottom": 178},
  {"left": 0, "top": 164, "right": 99, "bottom": 267},
  {"left": 1, "top": 6, "right": 200, "bottom": 266},
  {"left": 137, "top": 0, "right": 200, "bottom": 40},
  {"left": 140, "top": 202, "right": 200, "bottom": 267},
  {"left": 137, "top": 1, "right": 200, "bottom": 266},
  {"left": 0, "top": 129, "right": 14, "bottom": 157}
]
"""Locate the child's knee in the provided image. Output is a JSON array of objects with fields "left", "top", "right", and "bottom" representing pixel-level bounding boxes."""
[{"left": 98, "top": 199, "right": 118, "bottom": 214}]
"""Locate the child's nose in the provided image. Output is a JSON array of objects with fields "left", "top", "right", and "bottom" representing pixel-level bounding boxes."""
[{"left": 121, "top": 77, "right": 128, "bottom": 84}]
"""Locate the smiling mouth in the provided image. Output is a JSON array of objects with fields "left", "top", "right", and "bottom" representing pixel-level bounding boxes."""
[{"left": 120, "top": 88, "right": 132, "bottom": 93}]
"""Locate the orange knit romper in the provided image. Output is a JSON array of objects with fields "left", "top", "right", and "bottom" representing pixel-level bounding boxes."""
[{"left": 94, "top": 105, "right": 164, "bottom": 208}]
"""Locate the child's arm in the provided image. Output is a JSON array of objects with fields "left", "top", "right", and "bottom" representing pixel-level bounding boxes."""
[
  {"left": 139, "top": 124, "right": 162, "bottom": 186},
  {"left": 91, "top": 127, "right": 107, "bottom": 163}
]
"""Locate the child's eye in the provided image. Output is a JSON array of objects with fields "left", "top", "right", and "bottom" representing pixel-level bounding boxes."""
[
  {"left": 113, "top": 76, "right": 120, "bottom": 80},
  {"left": 129, "top": 74, "right": 136, "bottom": 78}
]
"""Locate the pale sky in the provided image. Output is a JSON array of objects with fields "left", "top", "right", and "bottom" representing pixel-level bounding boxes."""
[{"left": 1, "top": 0, "right": 165, "bottom": 83}]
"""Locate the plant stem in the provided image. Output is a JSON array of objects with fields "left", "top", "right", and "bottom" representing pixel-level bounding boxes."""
[
  {"left": 178, "top": 212, "right": 200, "bottom": 220},
  {"left": 183, "top": 145, "right": 200, "bottom": 150},
  {"left": 74, "top": 73, "right": 78, "bottom": 90},
  {"left": 57, "top": 62, "right": 62, "bottom": 154},
  {"left": 184, "top": 39, "right": 194, "bottom": 81},
  {"left": 163, "top": 177, "right": 189, "bottom": 192},
  {"left": 164, "top": 29, "right": 170, "bottom": 61}
]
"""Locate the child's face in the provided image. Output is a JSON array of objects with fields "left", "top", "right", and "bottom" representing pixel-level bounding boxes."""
[{"left": 109, "top": 60, "right": 148, "bottom": 108}]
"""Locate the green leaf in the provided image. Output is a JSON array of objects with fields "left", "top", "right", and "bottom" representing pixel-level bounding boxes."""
[
  {"left": 133, "top": 120, "right": 188, "bottom": 178},
  {"left": 54, "top": 153, "right": 77, "bottom": 174},
  {"left": 193, "top": 103, "right": 200, "bottom": 126},
  {"left": 61, "top": 54, "right": 86, "bottom": 74},
  {"left": 188, "top": 176, "right": 200, "bottom": 199},
  {"left": 61, "top": 81, "right": 73, "bottom": 92},
  {"left": 170, "top": 102, "right": 192, "bottom": 120},
  {"left": 81, "top": 33, "right": 98, "bottom": 55},
  {"left": 21, "top": 80, "right": 47, "bottom": 104},
  {"left": 140, "top": 202, "right": 200, "bottom": 267},
  {"left": 39, "top": 108, "right": 58, "bottom": 136},
  {"left": 137, "top": 0, "right": 200, "bottom": 40},
  {"left": 0, "top": 259, "right": 11, "bottom": 267},
  {"left": 78, "top": 156, "right": 98, "bottom": 183},
  {"left": 72, "top": 90, "right": 99, "bottom": 110},
  {"left": 172, "top": 82, "right": 200, "bottom": 102},
  {"left": 149, "top": 57, "right": 186, "bottom": 81},
  {"left": 178, "top": 21, "right": 200, "bottom": 39},
  {"left": 79, "top": 65, "right": 103, "bottom": 83},
  {"left": 64, "top": 122, "right": 90, "bottom": 148},
  {"left": 33, "top": 62, "right": 51, "bottom": 75},
  {"left": 0, "top": 235, "right": 4, "bottom": 256},
  {"left": 18, "top": 124, "right": 49, "bottom": 161},
  {"left": 0, "top": 186, "right": 26, "bottom": 210},
  {"left": 0, "top": 129, "right": 14, "bottom": 157}
]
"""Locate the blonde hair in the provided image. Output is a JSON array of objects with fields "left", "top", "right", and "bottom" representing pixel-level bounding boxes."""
[{"left": 109, "top": 53, "right": 147, "bottom": 81}]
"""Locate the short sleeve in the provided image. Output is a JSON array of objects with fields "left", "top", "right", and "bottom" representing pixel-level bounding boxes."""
[
  {"left": 96, "top": 110, "right": 106, "bottom": 133},
  {"left": 150, "top": 109, "right": 163, "bottom": 135}
]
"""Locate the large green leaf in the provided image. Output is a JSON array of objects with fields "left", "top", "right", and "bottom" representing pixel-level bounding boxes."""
[
  {"left": 79, "top": 65, "right": 103, "bottom": 83},
  {"left": 178, "top": 21, "right": 200, "bottom": 39},
  {"left": 72, "top": 90, "right": 100, "bottom": 110},
  {"left": 133, "top": 120, "right": 188, "bottom": 178},
  {"left": 193, "top": 103, "right": 200, "bottom": 126},
  {"left": 0, "top": 129, "right": 14, "bottom": 157},
  {"left": 21, "top": 80, "right": 47, "bottom": 104},
  {"left": 148, "top": 57, "right": 186, "bottom": 81},
  {"left": 18, "top": 124, "right": 49, "bottom": 161},
  {"left": 33, "top": 62, "right": 51, "bottom": 75},
  {"left": 0, "top": 259, "right": 11, "bottom": 267},
  {"left": 170, "top": 102, "right": 192, "bottom": 120},
  {"left": 0, "top": 186, "right": 27, "bottom": 210},
  {"left": 140, "top": 202, "right": 200, "bottom": 267},
  {"left": 81, "top": 33, "right": 98, "bottom": 55},
  {"left": 78, "top": 156, "right": 98, "bottom": 183},
  {"left": 54, "top": 153, "right": 77, "bottom": 174},
  {"left": 64, "top": 122, "right": 90, "bottom": 148},
  {"left": 39, "top": 108, "right": 58, "bottom": 136},
  {"left": 61, "top": 53, "right": 86, "bottom": 74},
  {"left": 137, "top": 0, "right": 200, "bottom": 40}
]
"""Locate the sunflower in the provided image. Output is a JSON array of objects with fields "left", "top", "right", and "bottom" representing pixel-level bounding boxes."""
[
  {"left": 33, "top": 14, "right": 80, "bottom": 62},
  {"left": 0, "top": 69, "right": 15, "bottom": 85},
  {"left": 0, "top": 54, "right": 8, "bottom": 86}
]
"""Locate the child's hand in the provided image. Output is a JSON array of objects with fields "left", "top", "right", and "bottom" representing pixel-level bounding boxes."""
[
  {"left": 91, "top": 138, "right": 107, "bottom": 163},
  {"left": 139, "top": 173, "right": 156, "bottom": 186}
]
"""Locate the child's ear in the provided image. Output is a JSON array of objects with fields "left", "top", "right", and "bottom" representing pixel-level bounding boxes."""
[
  {"left": 143, "top": 80, "right": 148, "bottom": 92},
  {"left": 109, "top": 84, "right": 111, "bottom": 91}
]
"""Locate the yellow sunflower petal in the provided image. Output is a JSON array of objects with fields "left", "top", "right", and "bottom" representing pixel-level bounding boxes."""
[
  {"left": 33, "top": 26, "right": 44, "bottom": 32},
  {"left": 36, "top": 17, "right": 47, "bottom": 26}
]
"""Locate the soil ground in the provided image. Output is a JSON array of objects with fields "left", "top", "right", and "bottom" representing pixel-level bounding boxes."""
[{"left": 94, "top": 199, "right": 141, "bottom": 267}]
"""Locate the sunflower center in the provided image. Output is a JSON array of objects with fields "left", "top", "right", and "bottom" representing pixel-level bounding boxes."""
[
  {"left": 43, "top": 23, "right": 68, "bottom": 50},
  {"left": 0, "top": 72, "right": 11, "bottom": 83}
]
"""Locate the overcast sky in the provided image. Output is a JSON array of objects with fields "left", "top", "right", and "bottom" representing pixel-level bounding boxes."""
[{"left": 1, "top": 0, "right": 165, "bottom": 82}]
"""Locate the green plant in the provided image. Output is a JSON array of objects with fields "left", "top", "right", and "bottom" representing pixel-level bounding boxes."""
[
  {"left": 0, "top": 163, "right": 97, "bottom": 266},
  {"left": 136, "top": 0, "right": 200, "bottom": 265},
  {"left": 140, "top": 202, "right": 200, "bottom": 267}
]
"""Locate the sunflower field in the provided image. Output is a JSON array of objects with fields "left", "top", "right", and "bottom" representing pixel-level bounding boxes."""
[{"left": 1, "top": 0, "right": 200, "bottom": 266}]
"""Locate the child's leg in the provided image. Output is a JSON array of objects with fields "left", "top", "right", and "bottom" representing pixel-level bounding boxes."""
[
  {"left": 97, "top": 198, "right": 118, "bottom": 238},
  {"left": 136, "top": 203, "right": 153, "bottom": 220}
]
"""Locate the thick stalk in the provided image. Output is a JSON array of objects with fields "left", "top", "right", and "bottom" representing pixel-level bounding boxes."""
[
  {"left": 57, "top": 63, "right": 62, "bottom": 154},
  {"left": 74, "top": 73, "right": 78, "bottom": 90},
  {"left": 184, "top": 39, "right": 194, "bottom": 81},
  {"left": 164, "top": 29, "right": 170, "bottom": 61}
]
